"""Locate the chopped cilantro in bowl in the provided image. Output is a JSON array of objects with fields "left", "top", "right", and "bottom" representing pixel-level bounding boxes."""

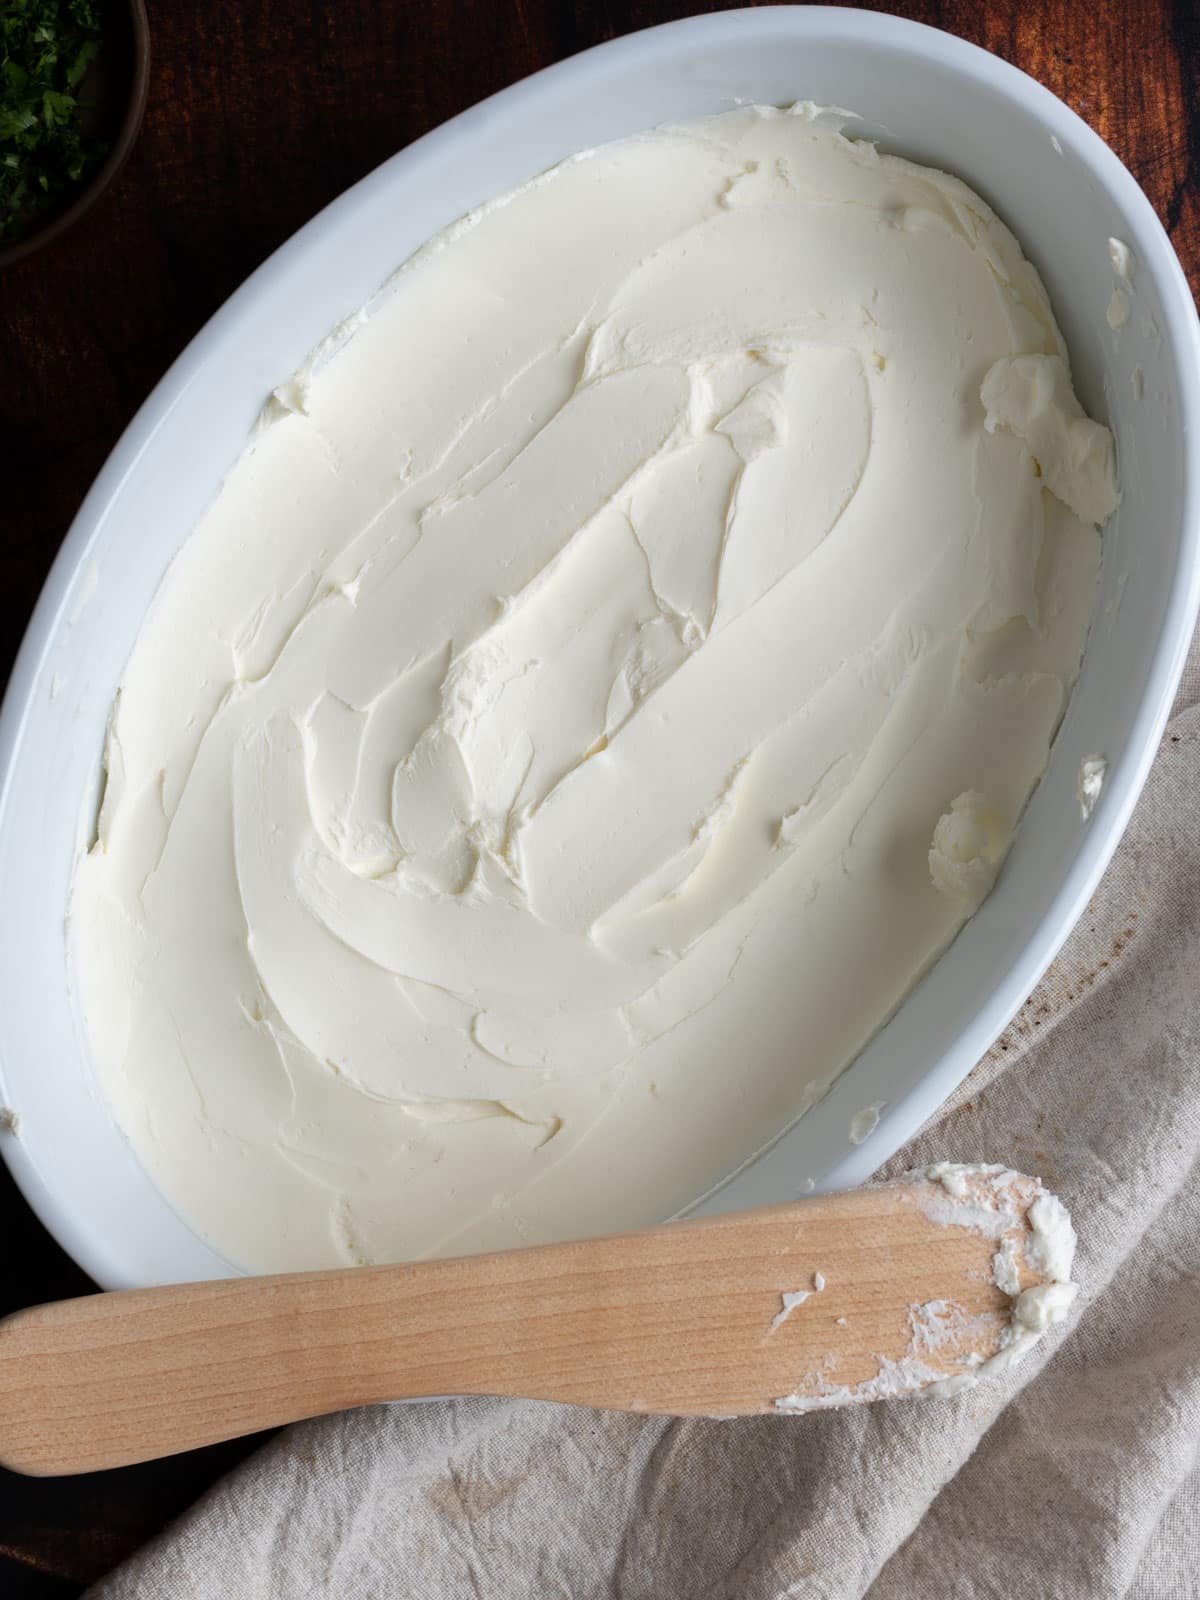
[{"left": 1, "top": 0, "right": 110, "bottom": 244}]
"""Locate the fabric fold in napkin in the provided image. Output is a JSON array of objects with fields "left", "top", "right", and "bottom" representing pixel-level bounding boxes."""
[{"left": 89, "top": 636, "right": 1199, "bottom": 1600}]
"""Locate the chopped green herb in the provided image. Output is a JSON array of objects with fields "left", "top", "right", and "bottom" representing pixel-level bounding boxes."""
[{"left": 1, "top": 0, "right": 108, "bottom": 244}]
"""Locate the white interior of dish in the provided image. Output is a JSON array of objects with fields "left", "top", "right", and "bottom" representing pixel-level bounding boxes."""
[{"left": 1, "top": 7, "right": 1197, "bottom": 1288}]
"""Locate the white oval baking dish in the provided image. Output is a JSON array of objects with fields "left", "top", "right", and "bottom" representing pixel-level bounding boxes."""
[{"left": 2, "top": 7, "right": 1198, "bottom": 1289}]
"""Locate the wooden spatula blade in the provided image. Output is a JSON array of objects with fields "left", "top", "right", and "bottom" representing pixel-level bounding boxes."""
[{"left": 0, "top": 1169, "right": 1074, "bottom": 1474}]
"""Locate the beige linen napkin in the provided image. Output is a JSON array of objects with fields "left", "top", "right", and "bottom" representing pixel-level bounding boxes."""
[{"left": 89, "top": 636, "right": 1200, "bottom": 1600}]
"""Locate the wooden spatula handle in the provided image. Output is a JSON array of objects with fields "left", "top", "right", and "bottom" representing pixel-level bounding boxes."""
[{"left": 0, "top": 1182, "right": 1043, "bottom": 1475}]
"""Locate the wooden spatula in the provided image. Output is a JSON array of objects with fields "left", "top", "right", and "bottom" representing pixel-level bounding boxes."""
[{"left": 0, "top": 1169, "right": 1069, "bottom": 1475}]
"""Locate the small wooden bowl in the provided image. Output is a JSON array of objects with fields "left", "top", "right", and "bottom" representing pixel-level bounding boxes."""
[{"left": 0, "top": 0, "right": 151, "bottom": 272}]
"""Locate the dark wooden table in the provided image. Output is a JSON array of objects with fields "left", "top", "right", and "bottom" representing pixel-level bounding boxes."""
[{"left": 1, "top": 1, "right": 1196, "bottom": 1592}]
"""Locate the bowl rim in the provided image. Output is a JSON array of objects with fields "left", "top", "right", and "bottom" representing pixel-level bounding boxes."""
[
  {"left": 2, "top": 5, "right": 1199, "bottom": 1287},
  {"left": 0, "top": 0, "right": 151, "bottom": 274}
]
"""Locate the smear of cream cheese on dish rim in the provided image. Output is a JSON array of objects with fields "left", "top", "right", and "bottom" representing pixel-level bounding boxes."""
[{"left": 73, "top": 105, "right": 1116, "bottom": 1272}]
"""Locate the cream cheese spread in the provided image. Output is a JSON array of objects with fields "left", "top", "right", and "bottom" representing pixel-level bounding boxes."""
[
  {"left": 775, "top": 1163, "right": 1079, "bottom": 1412},
  {"left": 73, "top": 106, "right": 1115, "bottom": 1272},
  {"left": 918, "top": 1162, "right": 1078, "bottom": 1397},
  {"left": 1078, "top": 753, "right": 1107, "bottom": 819},
  {"left": 1106, "top": 237, "right": 1135, "bottom": 331}
]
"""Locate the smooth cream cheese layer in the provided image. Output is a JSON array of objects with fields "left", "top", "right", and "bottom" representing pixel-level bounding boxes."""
[{"left": 72, "top": 106, "right": 1116, "bottom": 1272}]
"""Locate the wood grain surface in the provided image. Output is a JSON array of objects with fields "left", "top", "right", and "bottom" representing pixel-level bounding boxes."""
[
  {"left": 0, "top": 0, "right": 1196, "bottom": 1591},
  {"left": 0, "top": 1183, "right": 1048, "bottom": 1477}
]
